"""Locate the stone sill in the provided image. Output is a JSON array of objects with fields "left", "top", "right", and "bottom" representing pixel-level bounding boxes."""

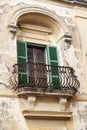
[{"left": 23, "top": 110, "right": 72, "bottom": 120}]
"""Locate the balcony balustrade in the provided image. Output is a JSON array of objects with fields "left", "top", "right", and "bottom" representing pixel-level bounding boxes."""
[{"left": 10, "top": 61, "right": 80, "bottom": 95}]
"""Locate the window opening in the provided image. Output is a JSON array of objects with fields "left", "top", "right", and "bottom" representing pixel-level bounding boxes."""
[{"left": 17, "top": 40, "right": 60, "bottom": 90}]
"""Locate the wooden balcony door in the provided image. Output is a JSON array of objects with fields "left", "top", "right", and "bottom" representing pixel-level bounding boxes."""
[{"left": 27, "top": 45, "right": 47, "bottom": 87}]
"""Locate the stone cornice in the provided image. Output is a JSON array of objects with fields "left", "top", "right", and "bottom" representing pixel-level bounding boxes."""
[
  {"left": 60, "top": 0, "right": 87, "bottom": 6},
  {"left": 23, "top": 110, "right": 72, "bottom": 119},
  {"left": 74, "top": 94, "right": 87, "bottom": 101}
]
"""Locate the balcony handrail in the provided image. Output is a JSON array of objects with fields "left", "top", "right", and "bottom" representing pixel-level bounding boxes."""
[{"left": 10, "top": 61, "right": 80, "bottom": 95}]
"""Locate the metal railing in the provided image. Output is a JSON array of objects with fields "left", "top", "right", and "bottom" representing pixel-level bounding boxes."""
[{"left": 10, "top": 61, "right": 80, "bottom": 95}]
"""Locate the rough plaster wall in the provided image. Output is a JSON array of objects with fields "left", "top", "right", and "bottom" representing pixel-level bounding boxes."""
[
  {"left": 61, "top": 43, "right": 85, "bottom": 92},
  {"left": 26, "top": 119, "right": 67, "bottom": 130},
  {"left": 0, "top": 1, "right": 86, "bottom": 130},
  {"left": 0, "top": 0, "right": 78, "bottom": 86},
  {"left": 73, "top": 102, "right": 87, "bottom": 130},
  {"left": 0, "top": 39, "right": 17, "bottom": 88},
  {"left": 0, "top": 0, "right": 75, "bottom": 23},
  {"left": 0, "top": 97, "right": 28, "bottom": 130},
  {"left": 0, "top": 3, "right": 17, "bottom": 88},
  {"left": 76, "top": 17, "right": 87, "bottom": 93}
]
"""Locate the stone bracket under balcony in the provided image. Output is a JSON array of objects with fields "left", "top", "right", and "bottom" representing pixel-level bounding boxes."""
[{"left": 19, "top": 95, "right": 72, "bottom": 119}]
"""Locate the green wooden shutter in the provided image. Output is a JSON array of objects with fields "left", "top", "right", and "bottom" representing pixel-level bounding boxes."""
[
  {"left": 17, "top": 40, "right": 28, "bottom": 84},
  {"left": 47, "top": 46, "right": 60, "bottom": 89}
]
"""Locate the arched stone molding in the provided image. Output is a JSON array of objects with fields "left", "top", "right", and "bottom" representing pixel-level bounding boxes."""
[{"left": 9, "top": 6, "right": 71, "bottom": 36}]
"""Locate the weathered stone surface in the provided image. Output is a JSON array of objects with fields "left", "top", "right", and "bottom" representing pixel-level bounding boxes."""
[
  {"left": 0, "top": 97, "right": 28, "bottom": 130},
  {"left": 73, "top": 102, "right": 87, "bottom": 130},
  {"left": 0, "top": 9, "right": 3, "bottom": 14},
  {"left": 0, "top": 0, "right": 87, "bottom": 130}
]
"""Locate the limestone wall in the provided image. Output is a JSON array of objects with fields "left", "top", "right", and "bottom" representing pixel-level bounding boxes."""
[
  {"left": 0, "top": 0, "right": 86, "bottom": 93},
  {"left": 0, "top": 0, "right": 87, "bottom": 130},
  {"left": 0, "top": 97, "right": 28, "bottom": 130},
  {"left": 73, "top": 101, "right": 87, "bottom": 130}
]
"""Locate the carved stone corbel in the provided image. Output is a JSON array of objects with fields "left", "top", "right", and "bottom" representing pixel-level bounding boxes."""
[
  {"left": 64, "top": 34, "right": 72, "bottom": 49},
  {"left": 27, "top": 96, "right": 36, "bottom": 110},
  {"left": 64, "top": 34, "right": 72, "bottom": 43},
  {"left": 59, "top": 98, "right": 67, "bottom": 111},
  {"left": 8, "top": 23, "right": 18, "bottom": 40}
]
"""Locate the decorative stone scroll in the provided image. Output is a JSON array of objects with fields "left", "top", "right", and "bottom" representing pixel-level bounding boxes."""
[{"left": 8, "top": 23, "right": 18, "bottom": 40}]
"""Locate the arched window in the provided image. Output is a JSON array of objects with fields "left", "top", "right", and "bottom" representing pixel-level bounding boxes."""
[{"left": 16, "top": 12, "right": 61, "bottom": 89}]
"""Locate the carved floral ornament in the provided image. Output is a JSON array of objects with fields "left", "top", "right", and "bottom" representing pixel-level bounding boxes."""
[{"left": 8, "top": 6, "right": 71, "bottom": 41}]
